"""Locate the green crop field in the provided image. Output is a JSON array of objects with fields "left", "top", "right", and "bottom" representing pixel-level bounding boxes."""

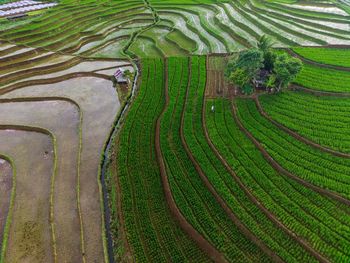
[{"left": 1, "top": 0, "right": 350, "bottom": 262}]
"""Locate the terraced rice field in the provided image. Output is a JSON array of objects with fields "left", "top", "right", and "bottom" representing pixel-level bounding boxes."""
[
  {"left": 108, "top": 49, "right": 350, "bottom": 261},
  {"left": 1, "top": 0, "right": 350, "bottom": 262},
  {"left": 1, "top": 0, "right": 350, "bottom": 58}
]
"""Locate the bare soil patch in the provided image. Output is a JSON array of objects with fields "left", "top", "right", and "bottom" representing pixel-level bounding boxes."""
[{"left": 205, "top": 55, "right": 233, "bottom": 98}]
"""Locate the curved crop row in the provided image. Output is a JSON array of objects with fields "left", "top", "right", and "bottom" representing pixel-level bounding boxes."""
[
  {"left": 263, "top": 1, "right": 350, "bottom": 22},
  {"left": 236, "top": 98, "right": 350, "bottom": 201},
  {"left": 180, "top": 56, "right": 315, "bottom": 262},
  {"left": 1, "top": 0, "right": 349, "bottom": 60},
  {"left": 206, "top": 98, "right": 350, "bottom": 261},
  {"left": 0, "top": 154, "right": 15, "bottom": 263},
  {"left": 259, "top": 91, "right": 350, "bottom": 153},
  {"left": 114, "top": 58, "right": 207, "bottom": 262},
  {"left": 0, "top": 126, "right": 56, "bottom": 263},
  {"left": 248, "top": 1, "right": 350, "bottom": 38},
  {"left": 292, "top": 47, "right": 350, "bottom": 68},
  {"left": 0, "top": 98, "right": 86, "bottom": 263},
  {"left": 159, "top": 56, "right": 270, "bottom": 262},
  {"left": 1, "top": 76, "right": 123, "bottom": 262},
  {"left": 294, "top": 62, "right": 350, "bottom": 92}
]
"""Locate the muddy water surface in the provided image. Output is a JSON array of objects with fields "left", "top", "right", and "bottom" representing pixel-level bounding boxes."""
[
  {"left": 0, "top": 129, "right": 53, "bottom": 263},
  {"left": 0, "top": 158, "right": 12, "bottom": 247},
  {"left": 0, "top": 100, "right": 82, "bottom": 262},
  {"left": 2, "top": 77, "right": 120, "bottom": 263}
]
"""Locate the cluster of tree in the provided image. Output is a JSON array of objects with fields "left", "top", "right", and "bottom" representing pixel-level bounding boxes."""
[{"left": 225, "top": 35, "right": 302, "bottom": 94}]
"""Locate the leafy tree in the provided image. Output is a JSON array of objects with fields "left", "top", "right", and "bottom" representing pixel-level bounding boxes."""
[
  {"left": 229, "top": 68, "right": 250, "bottom": 88},
  {"left": 234, "top": 49, "right": 264, "bottom": 78},
  {"left": 263, "top": 50, "right": 277, "bottom": 72},
  {"left": 226, "top": 49, "right": 264, "bottom": 88},
  {"left": 257, "top": 35, "right": 275, "bottom": 53},
  {"left": 242, "top": 83, "right": 254, "bottom": 95},
  {"left": 225, "top": 37, "right": 302, "bottom": 94},
  {"left": 226, "top": 49, "right": 264, "bottom": 93},
  {"left": 257, "top": 35, "right": 276, "bottom": 71},
  {"left": 265, "top": 74, "right": 276, "bottom": 91},
  {"left": 273, "top": 53, "right": 302, "bottom": 92}
]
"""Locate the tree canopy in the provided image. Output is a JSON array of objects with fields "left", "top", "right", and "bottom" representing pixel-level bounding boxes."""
[
  {"left": 226, "top": 35, "right": 302, "bottom": 94},
  {"left": 273, "top": 53, "right": 303, "bottom": 91}
]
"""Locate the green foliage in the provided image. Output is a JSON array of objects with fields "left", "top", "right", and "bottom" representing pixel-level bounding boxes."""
[
  {"left": 226, "top": 49, "right": 263, "bottom": 91},
  {"left": 263, "top": 50, "right": 277, "bottom": 71},
  {"left": 236, "top": 98, "right": 350, "bottom": 200},
  {"left": 208, "top": 98, "right": 350, "bottom": 262},
  {"left": 292, "top": 47, "right": 350, "bottom": 68},
  {"left": 273, "top": 53, "right": 302, "bottom": 91},
  {"left": 229, "top": 68, "right": 250, "bottom": 87},
  {"left": 1, "top": 0, "right": 349, "bottom": 57},
  {"left": 159, "top": 57, "right": 268, "bottom": 261},
  {"left": 294, "top": 62, "right": 350, "bottom": 92},
  {"left": 260, "top": 90, "right": 350, "bottom": 153},
  {"left": 235, "top": 49, "right": 264, "bottom": 77},
  {"left": 226, "top": 36, "right": 302, "bottom": 93},
  {"left": 242, "top": 83, "right": 254, "bottom": 95},
  {"left": 257, "top": 34, "right": 275, "bottom": 53},
  {"left": 204, "top": 100, "right": 314, "bottom": 262},
  {"left": 115, "top": 58, "right": 205, "bottom": 262},
  {"left": 256, "top": 35, "right": 276, "bottom": 71},
  {"left": 181, "top": 56, "right": 313, "bottom": 263},
  {"left": 265, "top": 74, "right": 276, "bottom": 89}
]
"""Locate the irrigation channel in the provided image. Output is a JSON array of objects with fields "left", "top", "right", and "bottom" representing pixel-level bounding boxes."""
[
  {"left": 100, "top": 60, "right": 139, "bottom": 263},
  {"left": 96, "top": 1, "right": 156, "bottom": 260}
]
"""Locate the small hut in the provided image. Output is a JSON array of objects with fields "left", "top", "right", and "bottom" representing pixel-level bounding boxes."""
[
  {"left": 253, "top": 69, "right": 269, "bottom": 89},
  {"left": 114, "top": 68, "right": 128, "bottom": 84}
]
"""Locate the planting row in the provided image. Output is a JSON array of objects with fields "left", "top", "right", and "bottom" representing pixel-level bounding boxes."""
[
  {"left": 294, "top": 62, "right": 350, "bottom": 92},
  {"left": 259, "top": 91, "right": 350, "bottom": 153},
  {"left": 206, "top": 98, "right": 350, "bottom": 261},
  {"left": 179, "top": 56, "right": 314, "bottom": 262},
  {"left": 159, "top": 56, "right": 269, "bottom": 262},
  {"left": 0, "top": 76, "right": 120, "bottom": 262},
  {"left": 236, "top": 99, "right": 350, "bottom": 200},
  {"left": 292, "top": 47, "right": 350, "bottom": 68},
  {"left": 114, "top": 58, "right": 207, "bottom": 262}
]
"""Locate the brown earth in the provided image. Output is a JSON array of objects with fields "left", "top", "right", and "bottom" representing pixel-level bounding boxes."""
[{"left": 205, "top": 55, "right": 238, "bottom": 99}]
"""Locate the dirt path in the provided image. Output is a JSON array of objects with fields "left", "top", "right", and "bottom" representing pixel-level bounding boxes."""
[{"left": 205, "top": 55, "right": 229, "bottom": 98}]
